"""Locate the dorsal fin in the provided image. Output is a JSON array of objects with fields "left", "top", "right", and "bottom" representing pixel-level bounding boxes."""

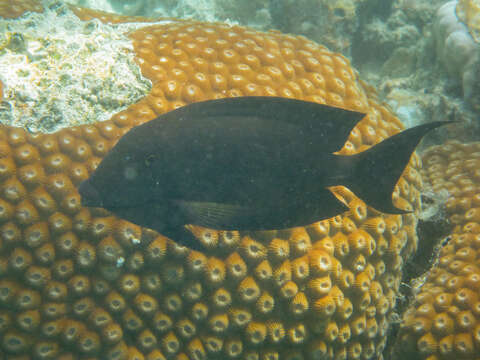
[{"left": 165, "top": 96, "right": 366, "bottom": 153}]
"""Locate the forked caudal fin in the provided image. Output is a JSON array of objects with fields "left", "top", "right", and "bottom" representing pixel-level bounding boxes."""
[{"left": 340, "top": 121, "right": 453, "bottom": 214}]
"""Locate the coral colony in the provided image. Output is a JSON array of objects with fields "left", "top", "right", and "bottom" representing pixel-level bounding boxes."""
[{"left": 0, "top": 1, "right": 478, "bottom": 360}]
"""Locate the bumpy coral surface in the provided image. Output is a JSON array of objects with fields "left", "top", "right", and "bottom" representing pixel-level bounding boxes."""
[
  {"left": 0, "top": 3, "right": 425, "bottom": 360},
  {"left": 394, "top": 141, "right": 480, "bottom": 360}
]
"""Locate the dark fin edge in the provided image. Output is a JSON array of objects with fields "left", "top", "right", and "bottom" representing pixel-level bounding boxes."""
[
  {"left": 168, "top": 96, "right": 367, "bottom": 153},
  {"left": 341, "top": 121, "right": 453, "bottom": 214}
]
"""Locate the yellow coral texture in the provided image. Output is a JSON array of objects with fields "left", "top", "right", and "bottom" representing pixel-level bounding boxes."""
[
  {"left": 0, "top": 4, "right": 424, "bottom": 360},
  {"left": 395, "top": 141, "right": 480, "bottom": 360}
]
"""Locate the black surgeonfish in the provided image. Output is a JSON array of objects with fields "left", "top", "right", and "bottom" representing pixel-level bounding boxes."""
[{"left": 78, "top": 96, "right": 450, "bottom": 251}]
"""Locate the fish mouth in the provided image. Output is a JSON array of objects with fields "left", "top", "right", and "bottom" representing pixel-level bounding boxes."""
[{"left": 78, "top": 180, "right": 103, "bottom": 208}]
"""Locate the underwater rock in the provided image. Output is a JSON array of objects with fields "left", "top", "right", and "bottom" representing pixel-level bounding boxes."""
[
  {"left": 352, "top": 0, "right": 479, "bottom": 144},
  {"left": 0, "top": 0, "right": 152, "bottom": 133},
  {"left": 66, "top": 0, "right": 274, "bottom": 30},
  {"left": 434, "top": 1, "right": 480, "bottom": 110},
  {"left": 456, "top": 0, "right": 480, "bottom": 42},
  {"left": 269, "top": 0, "right": 368, "bottom": 56}
]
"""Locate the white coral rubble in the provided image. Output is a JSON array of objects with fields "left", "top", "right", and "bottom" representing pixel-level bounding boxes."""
[{"left": 0, "top": 0, "right": 152, "bottom": 132}]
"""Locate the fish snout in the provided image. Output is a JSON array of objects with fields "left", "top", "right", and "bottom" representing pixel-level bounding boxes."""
[{"left": 78, "top": 180, "right": 103, "bottom": 207}]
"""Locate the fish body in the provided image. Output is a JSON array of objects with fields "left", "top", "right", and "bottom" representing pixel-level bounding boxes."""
[{"left": 78, "top": 96, "right": 449, "bottom": 250}]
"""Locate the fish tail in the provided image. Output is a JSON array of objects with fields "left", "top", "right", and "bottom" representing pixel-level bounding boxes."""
[{"left": 340, "top": 121, "right": 453, "bottom": 214}]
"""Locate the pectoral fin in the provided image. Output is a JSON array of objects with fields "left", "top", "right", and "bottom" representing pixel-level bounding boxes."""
[
  {"left": 173, "top": 187, "right": 350, "bottom": 231},
  {"left": 173, "top": 199, "right": 257, "bottom": 230}
]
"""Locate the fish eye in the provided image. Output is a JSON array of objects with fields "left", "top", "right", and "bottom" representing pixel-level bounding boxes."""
[
  {"left": 145, "top": 154, "right": 156, "bottom": 167},
  {"left": 124, "top": 165, "right": 137, "bottom": 181}
]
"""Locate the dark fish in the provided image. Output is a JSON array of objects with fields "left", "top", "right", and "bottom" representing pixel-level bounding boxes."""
[{"left": 78, "top": 96, "right": 450, "bottom": 251}]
